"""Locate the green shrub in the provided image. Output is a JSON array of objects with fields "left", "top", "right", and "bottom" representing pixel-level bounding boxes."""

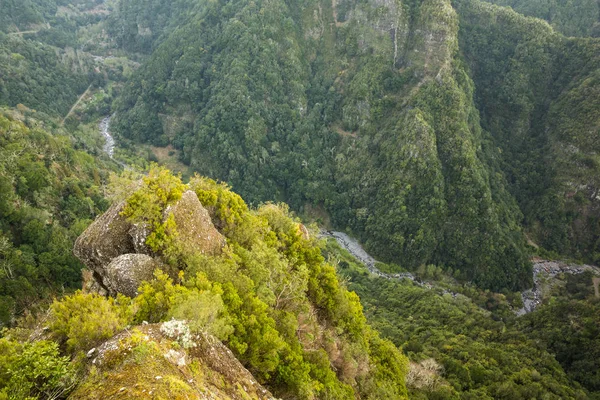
[
  {"left": 0, "top": 338, "right": 75, "bottom": 400},
  {"left": 49, "top": 291, "right": 130, "bottom": 354}
]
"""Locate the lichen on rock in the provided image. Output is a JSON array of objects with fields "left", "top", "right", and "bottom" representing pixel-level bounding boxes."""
[
  {"left": 163, "top": 190, "right": 226, "bottom": 257},
  {"left": 104, "top": 254, "right": 165, "bottom": 298},
  {"left": 73, "top": 201, "right": 135, "bottom": 274},
  {"left": 74, "top": 187, "right": 225, "bottom": 299},
  {"left": 73, "top": 324, "right": 278, "bottom": 400}
]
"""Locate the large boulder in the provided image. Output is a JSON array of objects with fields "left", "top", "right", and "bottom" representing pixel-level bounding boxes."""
[
  {"left": 104, "top": 254, "right": 164, "bottom": 297},
  {"left": 73, "top": 201, "right": 135, "bottom": 274},
  {"left": 74, "top": 190, "right": 225, "bottom": 298},
  {"left": 164, "top": 190, "right": 226, "bottom": 256}
]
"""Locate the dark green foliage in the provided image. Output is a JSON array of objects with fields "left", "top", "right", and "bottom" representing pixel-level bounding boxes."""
[
  {"left": 455, "top": 0, "right": 600, "bottom": 264},
  {"left": 0, "top": 0, "right": 56, "bottom": 32},
  {"left": 482, "top": 0, "right": 600, "bottom": 37},
  {"left": 331, "top": 242, "right": 591, "bottom": 399},
  {"left": 106, "top": 0, "right": 201, "bottom": 53},
  {"left": 118, "top": 168, "right": 409, "bottom": 399},
  {"left": 0, "top": 111, "right": 111, "bottom": 326},
  {"left": 0, "top": 34, "right": 92, "bottom": 116},
  {"left": 111, "top": 0, "right": 534, "bottom": 291},
  {"left": 518, "top": 272, "right": 600, "bottom": 394}
]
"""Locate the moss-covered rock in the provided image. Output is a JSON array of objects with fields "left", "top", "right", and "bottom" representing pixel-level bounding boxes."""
[
  {"left": 71, "top": 323, "right": 277, "bottom": 400},
  {"left": 163, "top": 191, "right": 226, "bottom": 257}
]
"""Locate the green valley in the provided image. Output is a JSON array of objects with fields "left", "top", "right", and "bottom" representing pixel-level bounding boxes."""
[{"left": 0, "top": 0, "right": 599, "bottom": 399}]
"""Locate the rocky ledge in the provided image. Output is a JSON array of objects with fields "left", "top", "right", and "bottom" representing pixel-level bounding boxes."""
[
  {"left": 74, "top": 190, "right": 225, "bottom": 297},
  {"left": 72, "top": 321, "right": 277, "bottom": 400}
]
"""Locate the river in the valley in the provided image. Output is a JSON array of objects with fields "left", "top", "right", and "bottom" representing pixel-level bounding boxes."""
[
  {"left": 98, "top": 115, "right": 598, "bottom": 317},
  {"left": 323, "top": 230, "right": 599, "bottom": 315},
  {"left": 99, "top": 116, "right": 115, "bottom": 158}
]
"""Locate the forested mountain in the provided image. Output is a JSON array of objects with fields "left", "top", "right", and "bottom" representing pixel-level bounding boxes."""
[
  {"left": 482, "top": 0, "right": 600, "bottom": 37},
  {"left": 0, "top": 109, "right": 113, "bottom": 326},
  {"left": 329, "top": 240, "right": 596, "bottom": 398},
  {"left": 0, "top": 34, "right": 94, "bottom": 115},
  {"left": 456, "top": 0, "right": 600, "bottom": 264},
  {"left": 1, "top": 0, "right": 600, "bottom": 399},
  {"left": 109, "top": 0, "right": 600, "bottom": 290},
  {"left": 110, "top": 0, "right": 536, "bottom": 291}
]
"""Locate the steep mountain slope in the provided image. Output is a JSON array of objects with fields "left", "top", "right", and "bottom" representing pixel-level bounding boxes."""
[
  {"left": 481, "top": 0, "right": 600, "bottom": 37},
  {"left": 70, "top": 322, "right": 278, "bottom": 400},
  {"left": 68, "top": 168, "right": 409, "bottom": 399},
  {"left": 330, "top": 240, "right": 591, "bottom": 398},
  {"left": 455, "top": 0, "right": 600, "bottom": 263},
  {"left": 0, "top": 109, "right": 113, "bottom": 326},
  {"left": 0, "top": 33, "right": 94, "bottom": 116},
  {"left": 111, "top": 0, "right": 535, "bottom": 291}
]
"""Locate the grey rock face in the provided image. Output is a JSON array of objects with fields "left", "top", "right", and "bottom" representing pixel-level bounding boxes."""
[
  {"left": 163, "top": 190, "right": 226, "bottom": 256},
  {"left": 73, "top": 201, "right": 135, "bottom": 274},
  {"left": 129, "top": 223, "right": 153, "bottom": 255},
  {"left": 74, "top": 190, "right": 226, "bottom": 298},
  {"left": 104, "top": 254, "right": 162, "bottom": 297}
]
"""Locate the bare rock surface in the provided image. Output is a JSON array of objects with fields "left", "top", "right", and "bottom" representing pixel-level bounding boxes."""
[
  {"left": 73, "top": 201, "right": 135, "bottom": 274},
  {"left": 74, "top": 190, "right": 226, "bottom": 298},
  {"left": 128, "top": 223, "right": 153, "bottom": 255},
  {"left": 516, "top": 259, "right": 600, "bottom": 315},
  {"left": 164, "top": 190, "right": 226, "bottom": 256},
  {"left": 104, "top": 254, "right": 163, "bottom": 297}
]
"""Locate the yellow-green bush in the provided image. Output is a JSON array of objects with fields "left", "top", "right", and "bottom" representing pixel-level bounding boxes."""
[{"left": 49, "top": 291, "right": 130, "bottom": 355}]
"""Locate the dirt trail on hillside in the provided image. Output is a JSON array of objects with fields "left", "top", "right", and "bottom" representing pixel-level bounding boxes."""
[{"left": 61, "top": 84, "right": 93, "bottom": 125}]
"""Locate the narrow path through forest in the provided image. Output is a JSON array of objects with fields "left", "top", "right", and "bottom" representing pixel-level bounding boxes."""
[{"left": 61, "top": 84, "right": 93, "bottom": 125}]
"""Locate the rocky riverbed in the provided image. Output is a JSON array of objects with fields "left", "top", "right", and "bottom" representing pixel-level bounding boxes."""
[
  {"left": 516, "top": 259, "right": 600, "bottom": 315},
  {"left": 100, "top": 115, "right": 115, "bottom": 158},
  {"left": 324, "top": 230, "right": 600, "bottom": 315},
  {"left": 325, "top": 231, "right": 418, "bottom": 282}
]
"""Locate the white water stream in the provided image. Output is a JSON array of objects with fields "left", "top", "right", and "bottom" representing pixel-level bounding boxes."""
[{"left": 99, "top": 116, "right": 115, "bottom": 158}]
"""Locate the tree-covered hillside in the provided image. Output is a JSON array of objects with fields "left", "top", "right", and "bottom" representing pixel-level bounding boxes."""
[
  {"left": 110, "top": 0, "right": 543, "bottom": 291},
  {"left": 482, "top": 0, "right": 600, "bottom": 37},
  {"left": 327, "top": 238, "right": 599, "bottom": 398},
  {"left": 0, "top": 33, "right": 94, "bottom": 116},
  {"left": 0, "top": 0, "right": 599, "bottom": 399},
  {"left": 455, "top": 0, "right": 600, "bottom": 263},
  {"left": 0, "top": 109, "right": 113, "bottom": 326},
  {"left": 1, "top": 168, "right": 410, "bottom": 400}
]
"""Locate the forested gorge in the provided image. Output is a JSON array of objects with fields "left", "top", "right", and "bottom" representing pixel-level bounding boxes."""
[
  {"left": 109, "top": 0, "right": 600, "bottom": 291},
  {"left": 0, "top": 0, "right": 600, "bottom": 399}
]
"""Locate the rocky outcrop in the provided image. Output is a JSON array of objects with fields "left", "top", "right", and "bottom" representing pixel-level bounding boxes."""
[
  {"left": 74, "top": 190, "right": 225, "bottom": 298},
  {"left": 104, "top": 254, "right": 163, "bottom": 297},
  {"left": 164, "top": 190, "right": 226, "bottom": 256},
  {"left": 72, "top": 322, "right": 278, "bottom": 400},
  {"left": 73, "top": 201, "right": 135, "bottom": 273}
]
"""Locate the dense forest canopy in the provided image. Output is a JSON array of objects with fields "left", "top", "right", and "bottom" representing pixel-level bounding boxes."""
[
  {"left": 482, "top": 0, "right": 600, "bottom": 37},
  {"left": 108, "top": 0, "right": 600, "bottom": 292},
  {"left": 0, "top": 110, "right": 112, "bottom": 326},
  {"left": 110, "top": 0, "right": 538, "bottom": 291},
  {"left": 0, "top": 0, "right": 599, "bottom": 399}
]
